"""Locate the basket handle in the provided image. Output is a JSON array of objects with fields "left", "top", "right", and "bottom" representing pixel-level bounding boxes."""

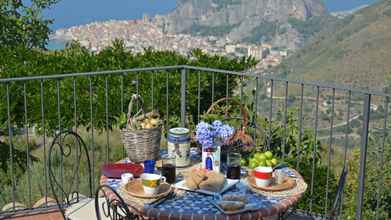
[
  {"left": 205, "top": 97, "right": 249, "bottom": 129},
  {"left": 127, "top": 94, "right": 146, "bottom": 127}
]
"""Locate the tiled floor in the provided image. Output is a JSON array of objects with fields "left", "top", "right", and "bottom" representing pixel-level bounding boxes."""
[
  {"left": 4, "top": 209, "right": 62, "bottom": 220},
  {"left": 1, "top": 198, "right": 107, "bottom": 220}
]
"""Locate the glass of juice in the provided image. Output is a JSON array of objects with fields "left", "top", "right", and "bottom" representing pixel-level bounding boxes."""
[
  {"left": 161, "top": 154, "right": 176, "bottom": 184},
  {"left": 226, "top": 152, "right": 241, "bottom": 179}
]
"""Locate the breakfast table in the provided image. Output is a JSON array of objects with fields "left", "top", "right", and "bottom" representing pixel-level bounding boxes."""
[{"left": 99, "top": 158, "right": 307, "bottom": 220}]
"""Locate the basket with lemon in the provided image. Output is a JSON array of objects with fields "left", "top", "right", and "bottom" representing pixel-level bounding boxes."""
[{"left": 120, "top": 94, "right": 162, "bottom": 163}]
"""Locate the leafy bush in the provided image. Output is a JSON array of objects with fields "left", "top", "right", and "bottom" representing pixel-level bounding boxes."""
[
  {"left": 343, "top": 136, "right": 391, "bottom": 219},
  {"left": 261, "top": 110, "right": 337, "bottom": 215},
  {"left": 0, "top": 42, "right": 257, "bottom": 135},
  {"left": 0, "top": 0, "right": 56, "bottom": 48}
]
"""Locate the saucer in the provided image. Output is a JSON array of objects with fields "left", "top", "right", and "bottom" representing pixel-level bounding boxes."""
[
  {"left": 247, "top": 176, "right": 296, "bottom": 192},
  {"left": 123, "top": 179, "right": 172, "bottom": 199}
]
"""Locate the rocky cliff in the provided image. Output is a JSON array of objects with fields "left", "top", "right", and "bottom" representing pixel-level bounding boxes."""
[{"left": 158, "top": 0, "right": 326, "bottom": 49}]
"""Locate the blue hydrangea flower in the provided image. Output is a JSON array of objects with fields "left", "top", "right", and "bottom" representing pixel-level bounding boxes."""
[{"left": 196, "top": 120, "right": 234, "bottom": 148}]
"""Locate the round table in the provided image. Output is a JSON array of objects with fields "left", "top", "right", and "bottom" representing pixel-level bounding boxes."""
[{"left": 100, "top": 167, "right": 306, "bottom": 220}]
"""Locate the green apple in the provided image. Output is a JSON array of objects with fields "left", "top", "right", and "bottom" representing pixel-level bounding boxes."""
[
  {"left": 259, "top": 160, "right": 267, "bottom": 167},
  {"left": 255, "top": 154, "right": 266, "bottom": 162},
  {"left": 265, "top": 151, "right": 273, "bottom": 159},
  {"left": 254, "top": 152, "right": 262, "bottom": 157},
  {"left": 266, "top": 160, "right": 273, "bottom": 167},
  {"left": 249, "top": 159, "right": 258, "bottom": 169},
  {"left": 255, "top": 153, "right": 266, "bottom": 161},
  {"left": 271, "top": 158, "right": 278, "bottom": 166}
]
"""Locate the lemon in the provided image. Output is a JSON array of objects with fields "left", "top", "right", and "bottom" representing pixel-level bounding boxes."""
[{"left": 150, "top": 118, "right": 159, "bottom": 126}]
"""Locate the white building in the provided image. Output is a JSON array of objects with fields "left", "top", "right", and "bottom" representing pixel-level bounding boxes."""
[
  {"left": 225, "top": 45, "right": 236, "bottom": 53},
  {"left": 248, "top": 45, "right": 261, "bottom": 59}
]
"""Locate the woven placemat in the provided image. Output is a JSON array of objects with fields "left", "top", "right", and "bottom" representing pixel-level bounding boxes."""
[
  {"left": 247, "top": 177, "right": 307, "bottom": 198},
  {"left": 117, "top": 185, "right": 164, "bottom": 206}
]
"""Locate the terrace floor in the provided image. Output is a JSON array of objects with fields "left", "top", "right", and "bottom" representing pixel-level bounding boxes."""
[
  {"left": 5, "top": 209, "right": 62, "bottom": 220},
  {"left": 4, "top": 198, "right": 104, "bottom": 220}
]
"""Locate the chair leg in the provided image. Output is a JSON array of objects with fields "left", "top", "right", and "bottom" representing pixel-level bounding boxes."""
[{"left": 279, "top": 205, "right": 297, "bottom": 220}]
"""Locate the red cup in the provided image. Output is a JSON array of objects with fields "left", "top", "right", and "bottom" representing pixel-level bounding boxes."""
[{"left": 253, "top": 166, "right": 273, "bottom": 187}]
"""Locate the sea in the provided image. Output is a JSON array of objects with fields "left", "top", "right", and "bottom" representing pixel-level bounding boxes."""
[{"left": 47, "top": 39, "right": 67, "bottom": 50}]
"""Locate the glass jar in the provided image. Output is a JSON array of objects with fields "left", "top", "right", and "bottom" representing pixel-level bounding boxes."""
[{"left": 167, "top": 127, "right": 191, "bottom": 167}]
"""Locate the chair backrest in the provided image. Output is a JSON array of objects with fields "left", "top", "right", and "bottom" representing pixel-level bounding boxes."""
[
  {"left": 48, "top": 130, "right": 93, "bottom": 219},
  {"left": 329, "top": 166, "right": 348, "bottom": 220},
  {"left": 95, "top": 184, "right": 143, "bottom": 220}
]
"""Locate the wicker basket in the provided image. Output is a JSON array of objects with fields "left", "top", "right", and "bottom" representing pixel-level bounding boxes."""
[
  {"left": 204, "top": 97, "right": 255, "bottom": 153},
  {"left": 121, "top": 95, "right": 161, "bottom": 163}
]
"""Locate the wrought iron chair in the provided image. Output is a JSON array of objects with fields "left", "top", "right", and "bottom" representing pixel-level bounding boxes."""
[
  {"left": 279, "top": 166, "right": 348, "bottom": 220},
  {"left": 328, "top": 166, "right": 348, "bottom": 220},
  {"left": 48, "top": 130, "right": 93, "bottom": 219},
  {"left": 95, "top": 184, "right": 143, "bottom": 220}
]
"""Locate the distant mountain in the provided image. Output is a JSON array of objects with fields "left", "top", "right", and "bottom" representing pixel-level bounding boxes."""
[
  {"left": 276, "top": 0, "right": 391, "bottom": 89},
  {"left": 156, "top": 0, "right": 328, "bottom": 50}
]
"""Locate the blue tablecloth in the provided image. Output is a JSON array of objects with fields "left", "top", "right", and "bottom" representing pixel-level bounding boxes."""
[{"left": 106, "top": 167, "right": 297, "bottom": 215}]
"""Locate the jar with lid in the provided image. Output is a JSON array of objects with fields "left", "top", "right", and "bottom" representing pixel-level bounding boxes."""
[{"left": 167, "top": 127, "right": 191, "bottom": 167}]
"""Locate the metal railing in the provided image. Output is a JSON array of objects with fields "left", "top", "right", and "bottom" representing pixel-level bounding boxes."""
[{"left": 0, "top": 65, "right": 389, "bottom": 220}]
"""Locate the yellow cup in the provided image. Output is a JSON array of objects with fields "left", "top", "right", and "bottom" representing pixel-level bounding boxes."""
[{"left": 140, "top": 173, "right": 166, "bottom": 195}]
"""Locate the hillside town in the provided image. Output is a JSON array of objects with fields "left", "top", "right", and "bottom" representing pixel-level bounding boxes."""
[{"left": 52, "top": 16, "right": 289, "bottom": 73}]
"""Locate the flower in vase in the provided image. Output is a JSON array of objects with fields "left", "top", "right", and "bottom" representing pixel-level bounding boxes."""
[{"left": 196, "top": 120, "right": 234, "bottom": 148}]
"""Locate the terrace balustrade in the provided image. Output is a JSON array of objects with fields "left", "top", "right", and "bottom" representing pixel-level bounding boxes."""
[{"left": 0, "top": 65, "right": 389, "bottom": 220}]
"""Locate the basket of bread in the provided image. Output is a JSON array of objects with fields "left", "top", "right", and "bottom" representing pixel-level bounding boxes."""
[{"left": 120, "top": 94, "right": 162, "bottom": 163}]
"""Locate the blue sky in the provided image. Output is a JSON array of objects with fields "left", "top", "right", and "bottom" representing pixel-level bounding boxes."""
[{"left": 44, "top": 0, "right": 378, "bottom": 29}]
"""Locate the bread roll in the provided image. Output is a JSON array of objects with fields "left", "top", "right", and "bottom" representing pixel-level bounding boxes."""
[
  {"left": 184, "top": 175, "right": 198, "bottom": 190},
  {"left": 199, "top": 171, "right": 226, "bottom": 192},
  {"left": 184, "top": 169, "right": 207, "bottom": 189}
]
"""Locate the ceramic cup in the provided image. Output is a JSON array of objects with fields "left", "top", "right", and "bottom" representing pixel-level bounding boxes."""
[
  {"left": 140, "top": 173, "right": 166, "bottom": 195},
  {"left": 254, "top": 166, "right": 273, "bottom": 187},
  {"left": 121, "top": 173, "right": 134, "bottom": 185}
]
